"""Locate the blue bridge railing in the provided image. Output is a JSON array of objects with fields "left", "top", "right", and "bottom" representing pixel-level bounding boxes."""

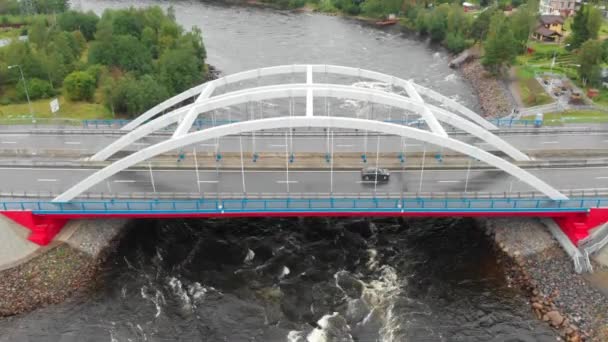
[{"left": 1, "top": 197, "right": 606, "bottom": 215}]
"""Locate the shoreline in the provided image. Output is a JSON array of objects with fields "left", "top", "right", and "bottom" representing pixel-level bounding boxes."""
[
  {"left": 0, "top": 219, "right": 130, "bottom": 317},
  {"left": 483, "top": 218, "right": 608, "bottom": 341}
]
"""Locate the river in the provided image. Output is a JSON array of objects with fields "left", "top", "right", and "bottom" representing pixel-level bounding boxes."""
[{"left": 0, "top": 1, "right": 557, "bottom": 341}]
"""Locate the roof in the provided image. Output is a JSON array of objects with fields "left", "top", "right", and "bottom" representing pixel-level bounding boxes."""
[
  {"left": 539, "top": 15, "right": 564, "bottom": 25},
  {"left": 535, "top": 26, "right": 563, "bottom": 37}
]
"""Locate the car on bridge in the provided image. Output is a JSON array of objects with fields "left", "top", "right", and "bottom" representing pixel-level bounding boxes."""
[{"left": 361, "top": 167, "right": 390, "bottom": 182}]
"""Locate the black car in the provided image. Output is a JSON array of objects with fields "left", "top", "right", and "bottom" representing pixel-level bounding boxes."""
[{"left": 361, "top": 167, "right": 390, "bottom": 181}]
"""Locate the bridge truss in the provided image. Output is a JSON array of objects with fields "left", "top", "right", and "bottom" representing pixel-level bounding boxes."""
[{"left": 54, "top": 65, "right": 568, "bottom": 202}]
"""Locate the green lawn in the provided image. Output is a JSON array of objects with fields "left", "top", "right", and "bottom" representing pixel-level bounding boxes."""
[
  {"left": 0, "top": 95, "right": 113, "bottom": 122},
  {"left": 523, "top": 110, "right": 608, "bottom": 125},
  {"left": 515, "top": 66, "right": 554, "bottom": 107}
]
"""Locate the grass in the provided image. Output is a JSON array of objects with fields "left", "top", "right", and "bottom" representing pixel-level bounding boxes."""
[
  {"left": 523, "top": 110, "right": 608, "bottom": 125},
  {"left": 0, "top": 95, "right": 113, "bottom": 121},
  {"left": 514, "top": 66, "right": 554, "bottom": 107}
]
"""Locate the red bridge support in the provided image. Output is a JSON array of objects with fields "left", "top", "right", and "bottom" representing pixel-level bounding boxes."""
[
  {"left": 2, "top": 212, "right": 68, "bottom": 246},
  {"left": 554, "top": 208, "right": 608, "bottom": 246}
]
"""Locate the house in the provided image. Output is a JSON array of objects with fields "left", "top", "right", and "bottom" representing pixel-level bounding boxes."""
[
  {"left": 539, "top": 0, "right": 581, "bottom": 16},
  {"left": 533, "top": 15, "right": 564, "bottom": 42}
]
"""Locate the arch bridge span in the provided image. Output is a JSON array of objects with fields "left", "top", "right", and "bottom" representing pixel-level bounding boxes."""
[{"left": 55, "top": 64, "right": 568, "bottom": 202}]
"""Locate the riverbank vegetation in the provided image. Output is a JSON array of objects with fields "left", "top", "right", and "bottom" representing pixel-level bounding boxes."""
[{"left": 0, "top": 5, "right": 209, "bottom": 119}]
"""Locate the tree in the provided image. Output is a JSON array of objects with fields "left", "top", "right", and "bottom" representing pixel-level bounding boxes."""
[
  {"left": 16, "top": 78, "right": 55, "bottom": 101},
  {"left": 510, "top": 4, "right": 536, "bottom": 53},
  {"left": 64, "top": 71, "right": 96, "bottom": 101},
  {"left": 482, "top": 13, "right": 518, "bottom": 75},
  {"left": 28, "top": 17, "right": 48, "bottom": 48},
  {"left": 470, "top": 6, "right": 498, "bottom": 42},
  {"left": 104, "top": 75, "right": 169, "bottom": 117},
  {"left": 586, "top": 5, "right": 603, "bottom": 40},
  {"left": 445, "top": 32, "right": 468, "bottom": 53},
  {"left": 578, "top": 39, "right": 603, "bottom": 86},
  {"left": 158, "top": 47, "right": 204, "bottom": 94},
  {"left": 57, "top": 10, "right": 99, "bottom": 40},
  {"left": 428, "top": 4, "right": 450, "bottom": 42},
  {"left": 567, "top": 5, "right": 602, "bottom": 50}
]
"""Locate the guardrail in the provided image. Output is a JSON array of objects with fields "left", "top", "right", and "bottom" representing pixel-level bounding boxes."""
[
  {"left": 0, "top": 196, "right": 605, "bottom": 214},
  {"left": 4, "top": 189, "right": 608, "bottom": 201}
]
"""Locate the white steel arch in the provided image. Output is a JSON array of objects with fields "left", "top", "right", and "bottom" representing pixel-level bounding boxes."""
[
  {"left": 57, "top": 116, "right": 566, "bottom": 202},
  {"left": 121, "top": 64, "right": 495, "bottom": 131},
  {"left": 90, "top": 84, "right": 530, "bottom": 162}
]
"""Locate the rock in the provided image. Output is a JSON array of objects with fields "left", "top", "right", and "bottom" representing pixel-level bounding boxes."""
[
  {"left": 532, "top": 302, "right": 544, "bottom": 310},
  {"left": 545, "top": 310, "right": 565, "bottom": 327}
]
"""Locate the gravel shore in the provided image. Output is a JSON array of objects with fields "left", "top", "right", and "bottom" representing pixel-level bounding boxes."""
[
  {"left": 0, "top": 220, "right": 130, "bottom": 317},
  {"left": 460, "top": 59, "right": 513, "bottom": 118},
  {"left": 484, "top": 218, "right": 608, "bottom": 341}
]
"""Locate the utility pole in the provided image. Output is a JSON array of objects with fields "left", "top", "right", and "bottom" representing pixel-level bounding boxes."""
[{"left": 8, "top": 65, "right": 34, "bottom": 123}]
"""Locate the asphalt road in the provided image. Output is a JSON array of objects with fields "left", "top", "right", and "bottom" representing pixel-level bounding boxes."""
[
  {"left": 0, "top": 131, "right": 607, "bottom": 155},
  {"left": 1, "top": 166, "right": 607, "bottom": 198}
]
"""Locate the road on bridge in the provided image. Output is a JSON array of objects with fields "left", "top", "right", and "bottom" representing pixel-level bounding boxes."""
[
  {"left": 0, "top": 131, "right": 607, "bottom": 155},
  {"left": 1, "top": 165, "right": 607, "bottom": 197}
]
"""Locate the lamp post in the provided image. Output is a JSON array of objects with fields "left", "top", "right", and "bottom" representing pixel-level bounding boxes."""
[{"left": 8, "top": 64, "right": 34, "bottom": 123}]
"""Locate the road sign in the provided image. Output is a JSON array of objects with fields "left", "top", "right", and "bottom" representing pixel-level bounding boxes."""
[{"left": 50, "top": 98, "right": 59, "bottom": 113}]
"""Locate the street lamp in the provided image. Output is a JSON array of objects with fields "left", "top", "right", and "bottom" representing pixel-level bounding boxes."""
[{"left": 8, "top": 64, "right": 34, "bottom": 123}]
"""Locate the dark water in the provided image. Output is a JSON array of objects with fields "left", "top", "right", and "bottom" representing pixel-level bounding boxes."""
[
  {"left": 0, "top": 218, "right": 556, "bottom": 341},
  {"left": 0, "top": 2, "right": 557, "bottom": 341}
]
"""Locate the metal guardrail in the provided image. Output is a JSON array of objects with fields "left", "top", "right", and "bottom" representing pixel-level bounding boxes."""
[
  {"left": 4, "top": 189, "right": 608, "bottom": 200},
  {"left": 0, "top": 196, "right": 605, "bottom": 214}
]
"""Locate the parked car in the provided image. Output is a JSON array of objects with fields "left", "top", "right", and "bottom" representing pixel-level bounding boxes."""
[{"left": 361, "top": 167, "right": 390, "bottom": 182}]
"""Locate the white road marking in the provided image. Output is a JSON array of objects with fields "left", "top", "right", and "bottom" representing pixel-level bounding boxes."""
[
  {"left": 276, "top": 180, "right": 299, "bottom": 184},
  {"left": 438, "top": 180, "right": 461, "bottom": 183},
  {"left": 336, "top": 144, "right": 354, "bottom": 147},
  {"left": 64, "top": 141, "right": 81, "bottom": 145},
  {"left": 269, "top": 144, "right": 287, "bottom": 147},
  {"left": 596, "top": 177, "right": 608, "bottom": 179},
  {"left": 198, "top": 180, "right": 219, "bottom": 183},
  {"left": 113, "top": 180, "right": 136, "bottom": 183},
  {"left": 541, "top": 141, "right": 559, "bottom": 144},
  {"left": 199, "top": 143, "right": 218, "bottom": 147},
  {"left": 1, "top": 141, "right": 16, "bottom": 144},
  {"left": 37, "top": 178, "right": 57, "bottom": 182}
]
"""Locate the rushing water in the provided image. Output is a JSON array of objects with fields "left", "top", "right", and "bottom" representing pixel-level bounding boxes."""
[{"left": 0, "top": 2, "right": 558, "bottom": 341}]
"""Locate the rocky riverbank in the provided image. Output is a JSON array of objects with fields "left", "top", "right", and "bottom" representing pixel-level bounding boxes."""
[
  {"left": 0, "top": 219, "right": 130, "bottom": 317},
  {"left": 484, "top": 218, "right": 608, "bottom": 341},
  {"left": 460, "top": 59, "right": 512, "bottom": 118}
]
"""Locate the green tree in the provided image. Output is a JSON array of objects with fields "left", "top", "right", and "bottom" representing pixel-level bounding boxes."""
[
  {"left": 428, "top": 4, "right": 450, "bottom": 42},
  {"left": 482, "top": 13, "right": 518, "bottom": 75},
  {"left": 567, "top": 4, "right": 602, "bottom": 50},
  {"left": 578, "top": 39, "right": 603, "bottom": 86},
  {"left": 104, "top": 75, "right": 169, "bottom": 116},
  {"left": 63, "top": 71, "right": 96, "bottom": 101},
  {"left": 28, "top": 17, "right": 48, "bottom": 48},
  {"left": 16, "top": 78, "right": 55, "bottom": 101},
  {"left": 586, "top": 5, "right": 603, "bottom": 40},
  {"left": 510, "top": 3, "right": 537, "bottom": 53},
  {"left": 57, "top": 10, "right": 99, "bottom": 40},
  {"left": 470, "top": 6, "right": 498, "bottom": 42},
  {"left": 157, "top": 47, "right": 204, "bottom": 94},
  {"left": 445, "top": 32, "right": 468, "bottom": 53}
]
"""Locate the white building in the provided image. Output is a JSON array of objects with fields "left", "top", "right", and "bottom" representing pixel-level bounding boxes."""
[{"left": 539, "top": 0, "right": 581, "bottom": 16}]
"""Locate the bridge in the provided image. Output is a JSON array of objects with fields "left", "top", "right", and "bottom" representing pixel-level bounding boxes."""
[{"left": 0, "top": 64, "right": 607, "bottom": 272}]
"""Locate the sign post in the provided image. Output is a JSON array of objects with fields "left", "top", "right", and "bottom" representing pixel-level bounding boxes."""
[{"left": 50, "top": 98, "right": 60, "bottom": 115}]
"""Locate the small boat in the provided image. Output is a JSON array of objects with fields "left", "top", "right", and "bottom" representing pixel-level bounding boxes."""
[{"left": 375, "top": 18, "right": 398, "bottom": 26}]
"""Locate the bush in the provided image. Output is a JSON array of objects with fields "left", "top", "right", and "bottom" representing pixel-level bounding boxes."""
[
  {"left": 63, "top": 71, "right": 96, "bottom": 102},
  {"left": 445, "top": 32, "right": 469, "bottom": 53},
  {"left": 85, "top": 64, "right": 106, "bottom": 85},
  {"left": 16, "top": 78, "right": 55, "bottom": 101},
  {"left": 58, "top": 11, "right": 99, "bottom": 40},
  {"left": 104, "top": 75, "right": 169, "bottom": 117}
]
